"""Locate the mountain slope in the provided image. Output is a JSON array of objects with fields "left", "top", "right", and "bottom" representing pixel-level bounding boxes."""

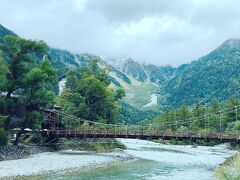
[
  {"left": 48, "top": 48, "right": 100, "bottom": 79},
  {"left": 2, "top": 24, "right": 239, "bottom": 121},
  {"left": 0, "top": 25, "right": 159, "bottom": 123},
  {"left": 0, "top": 25, "right": 16, "bottom": 41},
  {"left": 110, "top": 58, "right": 187, "bottom": 84},
  {"left": 161, "top": 39, "right": 240, "bottom": 107}
]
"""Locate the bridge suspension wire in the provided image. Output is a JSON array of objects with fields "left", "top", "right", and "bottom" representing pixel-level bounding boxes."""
[
  {"left": 156, "top": 107, "right": 238, "bottom": 126},
  {"left": 38, "top": 105, "right": 240, "bottom": 143},
  {"left": 41, "top": 105, "right": 240, "bottom": 138},
  {"left": 44, "top": 109, "right": 124, "bottom": 128}
]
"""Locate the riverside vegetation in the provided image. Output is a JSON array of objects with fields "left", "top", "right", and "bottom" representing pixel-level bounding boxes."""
[
  {"left": 215, "top": 153, "right": 240, "bottom": 179},
  {"left": 0, "top": 35, "right": 125, "bottom": 153},
  {"left": 152, "top": 98, "right": 240, "bottom": 136}
]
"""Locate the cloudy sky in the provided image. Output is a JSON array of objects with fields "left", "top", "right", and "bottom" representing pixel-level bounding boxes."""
[{"left": 0, "top": 0, "right": 240, "bottom": 66}]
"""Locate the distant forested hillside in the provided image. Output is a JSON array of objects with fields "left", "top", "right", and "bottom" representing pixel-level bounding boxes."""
[
  {"left": 0, "top": 25, "right": 16, "bottom": 42},
  {"left": 161, "top": 39, "right": 240, "bottom": 108}
]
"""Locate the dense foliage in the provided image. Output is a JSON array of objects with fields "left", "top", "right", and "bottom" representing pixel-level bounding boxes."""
[
  {"left": 119, "top": 100, "right": 158, "bottom": 124},
  {"left": 161, "top": 39, "right": 240, "bottom": 108},
  {"left": 0, "top": 128, "right": 8, "bottom": 146},
  {"left": 0, "top": 25, "right": 16, "bottom": 43},
  {"left": 152, "top": 98, "right": 240, "bottom": 133},
  {"left": 58, "top": 60, "right": 125, "bottom": 124},
  {"left": 0, "top": 35, "right": 57, "bottom": 145}
]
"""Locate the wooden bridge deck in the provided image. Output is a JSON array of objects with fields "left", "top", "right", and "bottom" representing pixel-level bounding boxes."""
[{"left": 42, "top": 130, "right": 240, "bottom": 143}]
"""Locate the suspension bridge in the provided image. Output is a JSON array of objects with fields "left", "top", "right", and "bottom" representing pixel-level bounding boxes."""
[{"left": 40, "top": 106, "right": 240, "bottom": 143}]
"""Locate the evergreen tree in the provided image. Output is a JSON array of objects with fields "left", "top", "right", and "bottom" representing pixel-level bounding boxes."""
[
  {"left": 225, "top": 98, "right": 240, "bottom": 123},
  {"left": 176, "top": 102, "right": 191, "bottom": 129},
  {"left": 211, "top": 99, "right": 221, "bottom": 113},
  {"left": 0, "top": 54, "right": 7, "bottom": 87},
  {"left": 193, "top": 101, "right": 206, "bottom": 129}
]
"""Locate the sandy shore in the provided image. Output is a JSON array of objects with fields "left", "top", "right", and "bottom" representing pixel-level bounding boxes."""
[{"left": 0, "top": 149, "right": 134, "bottom": 179}]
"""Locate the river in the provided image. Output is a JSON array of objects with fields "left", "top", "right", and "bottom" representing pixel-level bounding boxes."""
[{"left": 37, "top": 139, "right": 237, "bottom": 180}]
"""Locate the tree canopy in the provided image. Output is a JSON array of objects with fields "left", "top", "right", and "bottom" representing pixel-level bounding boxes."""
[
  {"left": 0, "top": 35, "right": 57, "bottom": 144},
  {"left": 152, "top": 98, "right": 240, "bottom": 133},
  {"left": 58, "top": 60, "right": 125, "bottom": 124}
]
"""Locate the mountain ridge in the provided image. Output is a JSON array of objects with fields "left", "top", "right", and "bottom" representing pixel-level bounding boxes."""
[
  {"left": 1, "top": 24, "right": 239, "bottom": 122},
  {"left": 161, "top": 39, "right": 240, "bottom": 107},
  {"left": 0, "top": 25, "right": 160, "bottom": 123}
]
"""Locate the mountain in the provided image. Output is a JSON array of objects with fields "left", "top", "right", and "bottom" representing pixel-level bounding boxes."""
[
  {"left": 161, "top": 39, "right": 240, "bottom": 107},
  {"left": 0, "top": 25, "right": 16, "bottom": 42},
  {"left": 109, "top": 58, "right": 187, "bottom": 84},
  {"left": 1, "top": 24, "right": 239, "bottom": 122},
  {"left": 0, "top": 24, "right": 159, "bottom": 123},
  {"left": 48, "top": 48, "right": 101, "bottom": 79}
]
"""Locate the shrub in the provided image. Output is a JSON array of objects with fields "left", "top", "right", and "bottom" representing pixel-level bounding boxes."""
[
  {"left": 215, "top": 153, "right": 240, "bottom": 179},
  {"left": 0, "top": 128, "right": 8, "bottom": 146}
]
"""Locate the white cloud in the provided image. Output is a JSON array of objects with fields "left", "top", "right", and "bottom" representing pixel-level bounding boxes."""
[
  {"left": 0, "top": 0, "right": 240, "bottom": 66},
  {"left": 74, "top": 0, "right": 88, "bottom": 11}
]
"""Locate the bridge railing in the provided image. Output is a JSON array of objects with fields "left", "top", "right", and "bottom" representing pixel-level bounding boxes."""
[
  {"left": 41, "top": 129, "right": 240, "bottom": 141},
  {"left": 41, "top": 106, "right": 240, "bottom": 142}
]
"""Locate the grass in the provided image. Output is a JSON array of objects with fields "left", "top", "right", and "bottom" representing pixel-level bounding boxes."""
[
  {"left": 57, "top": 138, "right": 126, "bottom": 152},
  {"left": 124, "top": 81, "right": 158, "bottom": 109},
  {"left": 215, "top": 153, "right": 240, "bottom": 180}
]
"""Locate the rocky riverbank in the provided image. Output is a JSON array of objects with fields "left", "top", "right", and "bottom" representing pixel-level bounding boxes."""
[
  {"left": 0, "top": 138, "right": 131, "bottom": 179},
  {"left": 0, "top": 149, "right": 134, "bottom": 179},
  {"left": 0, "top": 145, "right": 45, "bottom": 161},
  {"left": 0, "top": 137, "right": 126, "bottom": 162}
]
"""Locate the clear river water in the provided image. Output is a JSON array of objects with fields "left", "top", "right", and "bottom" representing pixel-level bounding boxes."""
[{"left": 39, "top": 139, "right": 237, "bottom": 180}]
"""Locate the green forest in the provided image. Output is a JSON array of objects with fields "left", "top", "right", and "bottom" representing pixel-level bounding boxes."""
[
  {"left": 0, "top": 35, "right": 125, "bottom": 146},
  {"left": 0, "top": 36, "right": 57, "bottom": 145},
  {"left": 152, "top": 99, "right": 240, "bottom": 134}
]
